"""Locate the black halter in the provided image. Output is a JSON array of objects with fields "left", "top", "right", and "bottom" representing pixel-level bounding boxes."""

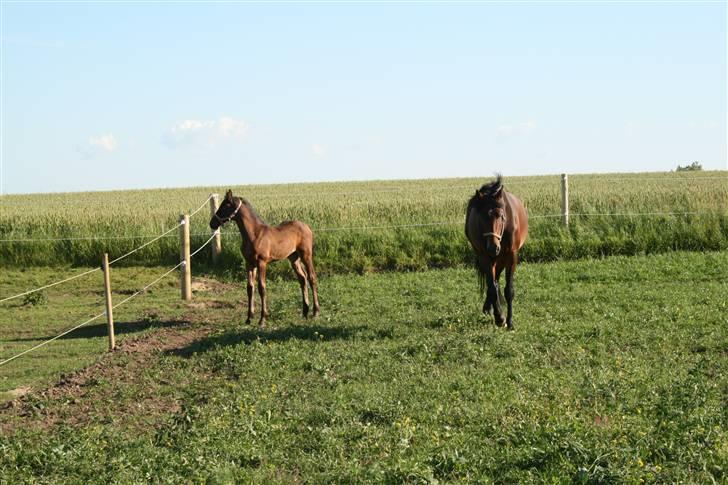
[{"left": 214, "top": 200, "right": 242, "bottom": 225}]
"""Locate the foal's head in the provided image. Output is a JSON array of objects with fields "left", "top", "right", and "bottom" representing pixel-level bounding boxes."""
[
  {"left": 210, "top": 190, "right": 242, "bottom": 230},
  {"left": 472, "top": 177, "right": 506, "bottom": 258}
]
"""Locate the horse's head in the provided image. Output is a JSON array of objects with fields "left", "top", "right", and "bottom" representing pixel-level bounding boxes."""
[
  {"left": 475, "top": 179, "right": 506, "bottom": 258},
  {"left": 210, "top": 189, "right": 242, "bottom": 230}
]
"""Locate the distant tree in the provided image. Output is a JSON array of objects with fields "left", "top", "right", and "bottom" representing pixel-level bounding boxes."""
[{"left": 676, "top": 161, "right": 703, "bottom": 172}]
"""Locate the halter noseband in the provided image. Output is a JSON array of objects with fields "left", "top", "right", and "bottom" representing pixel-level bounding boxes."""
[
  {"left": 483, "top": 213, "right": 506, "bottom": 242},
  {"left": 214, "top": 200, "right": 242, "bottom": 225}
]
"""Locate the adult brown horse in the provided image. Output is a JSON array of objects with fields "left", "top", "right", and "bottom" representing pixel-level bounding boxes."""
[
  {"left": 210, "top": 190, "right": 320, "bottom": 326},
  {"left": 465, "top": 176, "right": 528, "bottom": 330}
]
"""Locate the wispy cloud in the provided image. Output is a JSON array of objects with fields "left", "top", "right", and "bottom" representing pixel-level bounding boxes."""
[
  {"left": 311, "top": 143, "right": 326, "bottom": 157},
  {"left": 164, "top": 116, "right": 248, "bottom": 148},
  {"left": 496, "top": 121, "right": 537, "bottom": 138},
  {"left": 88, "top": 133, "right": 118, "bottom": 152},
  {"left": 77, "top": 133, "right": 119, "bottom": 158}
]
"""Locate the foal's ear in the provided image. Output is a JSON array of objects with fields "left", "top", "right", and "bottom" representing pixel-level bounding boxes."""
[{"left": 225, "top": 190, "right": 234, "bottom": 202}]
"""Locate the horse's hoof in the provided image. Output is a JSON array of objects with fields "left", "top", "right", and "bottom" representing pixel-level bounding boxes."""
[
  {"left": 494, "top": 315, "right": 506, "bottom": 327},
  {"left": 245, "top": 317, "right": 252, "bottom": 325},
  {"left": 303, "top": 305, "right": 310, "bottom": 319}
]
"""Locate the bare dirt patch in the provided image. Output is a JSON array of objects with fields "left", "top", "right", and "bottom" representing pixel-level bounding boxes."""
[
  {"left": 191, "top": 277, "right": 234, "bottom": 294},
  {"left": 0, "top": 320, "right": 215, "bottom": 435},
  {"left": 5, "top": 387, "right": 32, "bottom": 399}
]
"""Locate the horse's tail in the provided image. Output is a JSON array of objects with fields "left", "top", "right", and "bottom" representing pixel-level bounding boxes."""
[{"left": 475, "top": 256, "right": 487, "bottom": 296}]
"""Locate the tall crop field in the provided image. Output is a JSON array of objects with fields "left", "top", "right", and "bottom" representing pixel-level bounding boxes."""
[{"left": 1, "top": 171, "right": 726, "bottom": 273}]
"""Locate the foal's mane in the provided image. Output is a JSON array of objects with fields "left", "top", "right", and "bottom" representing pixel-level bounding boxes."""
[{"left": 235, "top": 197, "right": 265, "bottom": 225}]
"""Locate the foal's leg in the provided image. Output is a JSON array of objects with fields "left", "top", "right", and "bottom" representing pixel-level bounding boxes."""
[
  {"left": 245, "top": 267, "right": 256, "bottom": 324},
  {"left": 256, "top": 261, "right": 269, "bottom": 326},
  {"left": 289, "top": 254, "right": 310, "bottom": 318},
  {"left": 301, "top": 251, "right": 320, "bottom": 317}
]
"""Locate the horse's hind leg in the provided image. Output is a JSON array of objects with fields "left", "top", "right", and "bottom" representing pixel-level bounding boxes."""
[
  {"left": 289, "top": 253, "right": 310, "bottom": 318},
  {"left": 256, "top": 261, "right": 269, "bottom": 327},
  {"left": 245, "top": 266, "right": 256, "bottom": 324},
  {"left": 301, "top": 250, "right": 320, "bottom": 317}
]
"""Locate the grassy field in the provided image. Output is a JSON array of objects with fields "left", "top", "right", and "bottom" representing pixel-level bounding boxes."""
[
  {"left": 1, "top": 171, "right": 726, "bottom": 273},
  {"left": 1, "top": 251, "right": 726, "bottom": 482}
]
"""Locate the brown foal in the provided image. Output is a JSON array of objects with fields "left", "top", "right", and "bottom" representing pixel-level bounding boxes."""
[{"left": 210, "top": 190, "right": 320, "bottom": 326}]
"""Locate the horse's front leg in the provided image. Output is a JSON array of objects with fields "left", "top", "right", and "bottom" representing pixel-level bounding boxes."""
[
  {"left": 485, "top": 264, "right": 505, "bottom": 326},
  {"left": 505, "top": 263, "right": 516, "bottom": 331},
  {"left": 245, "top": 267, "right": 256, "bottom": 324},
  {"left": 256, "top": 261, "right": 269, "bottom": 327}
]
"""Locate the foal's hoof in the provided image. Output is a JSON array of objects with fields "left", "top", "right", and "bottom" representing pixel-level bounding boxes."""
[{"left": 494, "top": 315, "right": 506, "bottom": 327}]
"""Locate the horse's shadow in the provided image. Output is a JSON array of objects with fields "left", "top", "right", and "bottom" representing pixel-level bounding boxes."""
[{"left": 170, "top": 323, "right": 364, "bottom": 358}]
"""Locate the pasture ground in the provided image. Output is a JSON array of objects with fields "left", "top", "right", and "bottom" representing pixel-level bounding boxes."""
[{"left": 1, "top": 251, "right": 727, "bottom": 482}]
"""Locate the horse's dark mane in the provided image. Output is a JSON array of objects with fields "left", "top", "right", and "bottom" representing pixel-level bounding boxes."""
[
  {"left": 236, "top": 197, "right": 265, "bottom": 224},
  {"left": 467, "top": 175, "right": 504, "bottom": 213}
]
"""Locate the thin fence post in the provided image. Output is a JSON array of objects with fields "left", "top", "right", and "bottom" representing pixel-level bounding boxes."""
[
  {"left": 180, "top": 214, "right": 192, "bottom": 301},
  {"left": 209, "top": 193, "right": 221, "bottom": 263},
  {"left": 561, "top": 173, "right": 569, "bottom": 227},
  {"left": 102, "top": 253, "right": 115, "bottom": 351}
]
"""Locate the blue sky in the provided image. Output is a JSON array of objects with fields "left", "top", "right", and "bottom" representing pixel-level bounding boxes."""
[{"left": 1, "top": 1, "right": 726, "bottom": 194}]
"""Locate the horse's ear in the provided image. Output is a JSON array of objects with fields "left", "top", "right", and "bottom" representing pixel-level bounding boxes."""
[
  {"left": 225, "top": 190, "right": 233, "bottom": 202},
  {"left": 493, "top": 185, "right": 504, "bottom": 199},
  {"left": 476, "top": 189, "right": 484, "bottom": 199}
]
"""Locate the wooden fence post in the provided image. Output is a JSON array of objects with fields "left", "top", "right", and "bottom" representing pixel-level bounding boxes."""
[
  {"left": 102, "top": 253, "right": 115, "bottom": 351},
  {"left": 209, "top": 193, "right": 222, "bottom": 263},
  {"left": 561, "top": 173, "right": 569, "bottom": 227},
  {"left": 180, "top": 214, "right": 192, "bottom": 301}
]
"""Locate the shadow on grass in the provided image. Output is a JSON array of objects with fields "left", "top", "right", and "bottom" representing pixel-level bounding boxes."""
[
  {"left": 4, "top": 319, "right": 189, "bottom": 342},
  {"left": 171, "top": 323, "right": 365, "bottom": 358}
]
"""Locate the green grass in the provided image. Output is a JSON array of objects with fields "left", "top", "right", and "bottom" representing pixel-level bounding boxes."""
[
  {"left": 0, "top": 266, "right": 191, "bottom": 401},
  {"left": 1, "top": 171, "right": 726, "bottom": 273},
  {"left": 1, "top": 251, "right": 726, "bottom": 482}
]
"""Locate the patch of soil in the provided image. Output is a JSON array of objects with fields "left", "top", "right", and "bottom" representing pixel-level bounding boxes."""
[
  {"left": 5, "top": 387, "right": 32, "bottom": 399},
  {"left": 191, "top": 277, "right": 234, "bottom": 294},
  {"left": 0, "top": 320, "right": 215, "bottom": 435}
]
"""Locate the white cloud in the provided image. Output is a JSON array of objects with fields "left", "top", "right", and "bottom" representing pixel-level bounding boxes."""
[
  {"left": 164, "top": 116, "right": 249, "bottom": 148},
  {"left": 496, "top": 121, "right": 537, "bottom": 138},
  {"left": 76, "top": 133, "right": 119, "bottom": 159},
  {"left": 311, "top": 143, "right": 326, "bottom": 156},
  {"left": 88, "top": 133, "right": 118, "bottom": 152}
]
